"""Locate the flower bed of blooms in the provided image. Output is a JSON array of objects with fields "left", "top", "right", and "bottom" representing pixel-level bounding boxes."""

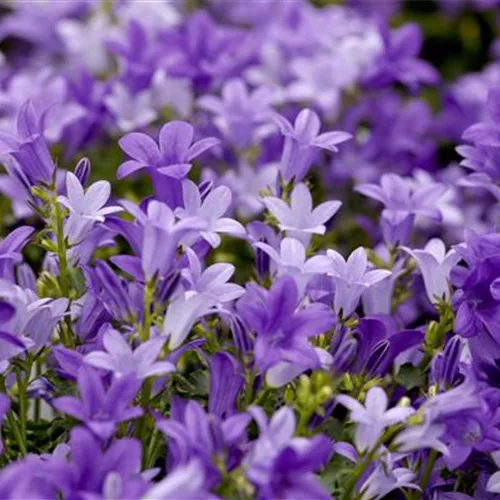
[{"left": 0, "top": 0, "right": 500, "bottom": 498}]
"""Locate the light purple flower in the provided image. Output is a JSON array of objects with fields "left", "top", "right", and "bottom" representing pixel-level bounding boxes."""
[
  {"left": 151, "top": 69, "right": 193, "bottom": 119},
  {"left": 175, "top": 180, "right": 246, "bottom": 248},
  {"left": 182, "top": 249, "right": 245, "bottom": 303},
  {"left": 52, "top": 365, "right": 142, "bottom": 441},
  {"left": 198, "top": 78, "right": 274, "bottom": 149},
  {"left": 486, "top": 451, "right": 500, "bottom": 494},
  {"left": 273, "top": 108, "right": 351, "bottom": 182},
  {"left": 58, "top": 172, "right": 122, "bottom": 245},
  {"left": 142, "top": 460, "right": 213, "bottom": 499},
  {"left": 117, "top": 121, "right": 219, "bottom": 180},
  {"left": 356, "top": 173, "right": 447, "bottom": 245},
  {"left": 84, "top": 328, "right": 175, "bottom": 380},
  {"left": 336, "top": 386, "right": 414, "bottom": 452},
  {"left": 255, "top": 237, "right": 332, "bottom": 296},
  {"left": 263, "top": 182, "right": 341, "bottom": 246},
  {"left": 402, "top": 238, "right": 461, "bottom": 304},
  {"left": 104, "top": 83, "right": 157, "bottom": 133},
  {"left": 323, "top": 247, "right": 391, "bottom": 317},
  {"left": 393, "top": 419, "right": 449, "bottom": 456},
  {"left": 163, "top": 292, "right": 218, "bottom": 350},
  {"left": 360, "top": 455, "right": 419, "bottom": 500}
]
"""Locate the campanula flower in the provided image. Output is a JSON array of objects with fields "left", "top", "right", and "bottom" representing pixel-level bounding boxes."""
[
  {"left": 58, "top": 172, "right": 122, "bottom": 245},
  {"left": 117, "top": 121, "right": 219, "bottom": 180},
  {"left": 175, "top": 180, "right": 246, "bottom": 248},
  {"left": 272, "top": 108, "right": 351, "bottom": 182},
  {"left": 263, "top": 182, "right": 342, "bottom": 246},
  {"left": 356, "top": 173, "right": 447, "bottom": 245},
  {"left": 337, "top": 386, "right": 414, "bottom": 452},
  {"left": 53, "top": 365, "right": 142, "bottom": 441},
  {"left": 0, "top": 100, "right": 55, "bottom": 187},
  {"left": 402, "top": 238, "right": 461, "bottom": 304},
  {"left": 84, "top": 328, "right": 175, "bottom": 380},
  {"left": 198, "top": 78, "right": 274, "bottom": 149}
]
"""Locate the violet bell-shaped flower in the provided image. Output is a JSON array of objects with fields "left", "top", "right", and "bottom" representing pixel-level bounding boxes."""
[
  {"left": 52, "top": 365, "right": 142, "bottom": 441},
  {"left": 254, "top": 237, "right": 333, "bottom": 296},
  {"left": 322, "top": 247, "right": 392, "bottom": 317},
  {"left": 336, "top": 386, "right": 414, "bottom": 452},
  {"left": 0, "top": 100, "right": 55, "bottom": 187},
  {"left": 58, "top": 172, "right": 122, "bottom": 245},
  {"left": 356, "top": 173, "right": 447, "bottom": 245},
  {"left": 263, "top": 182, "right": 342, "bottom": 246},
  {"left": 402, "top": 238, "right": 461, "bottom": 304},
  {"left": 84, "top": 328, "right": 175, "bottom": 380},
  {"left": 117, "top": 121, "right": 219, "bottom": 180},
  {"left": 272, "top": 108, "right": 351, "bottom": 183},
  {"left": 197, "top": 78, "right": 274, "bottom": 149},
  {"left": 175, "top": 179, "right": 246, "bottom": 248}
]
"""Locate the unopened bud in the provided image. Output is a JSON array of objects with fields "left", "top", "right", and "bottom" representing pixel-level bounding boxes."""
[{"left": 74, "top": 157, "right": 91, "bottom": 186}]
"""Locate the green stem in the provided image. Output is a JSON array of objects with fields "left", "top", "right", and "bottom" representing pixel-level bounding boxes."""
[
  {"left": 53, "top": 198, "right": 70, "bottom": 297},
  {"left": 15, "top": 366, "right": 27, "bottom": 444},
  {"left": 6, "top": 412, "right": 27, "bottom": 456},
  {"left": 34, "top": 359, "right": 42, "bottom": 422},
  {"left": 420, "top": 449, "right": 438, "bottom": 489},
  {"left": 141, "top": 280, "right": 155, "bottom": 342}
]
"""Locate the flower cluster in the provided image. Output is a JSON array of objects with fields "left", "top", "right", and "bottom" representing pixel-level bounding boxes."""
[{"left": 0, "top": 1, "right": 499, "bottom": 499}]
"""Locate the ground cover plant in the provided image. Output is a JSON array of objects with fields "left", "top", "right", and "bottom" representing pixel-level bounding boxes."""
[{"left": 0, "top": 0, "right": 500, "bottom": 498}]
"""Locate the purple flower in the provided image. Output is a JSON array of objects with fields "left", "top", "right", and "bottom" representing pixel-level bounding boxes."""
[
  {"left": 322, "top": 247, "right": 391, "bottom": 317},
  {"left": 0, "top": 100, "right": 55, "bottom": 187},
  {"left": 273, "top": 108, "right": 351, "bottom": 183},
  {"left": 362, "top": 22, "right": 439, "bottom": 90},
  {"left": 402, "top": 238, "right": 461, "bottom": 304},
  {"left": 457, "top": 86, "right": 500, "bottom": 198},
  {"left": 163, "top": 292, "right": 218, "bottom": 350},
  {"left": 336, "top": 386, "right": 414, "bottom": 452},
  {"left": 104, "top": 83, "right": 157, "bottom": 133},
  {"left": 209, "top": 352, "right": 244, "bottom": 419},
  {"left": 359, "top": 454, "right": 419, "bottom": 500},
  {"left": 53, "top": 365, "right": 142, "bottom": 441},
  {"left": 254, "top": 237, "right": 332, "bottom": 296},
  {"left": 236, "top": 276, "right": 334, "bottom": 382},
  {"left": 244, "top": 406, "right": 332, "bottom": 500},
  {"left": 143, "top": 459, "right": 215, "bottom": 499},
  {"left": 263, "top": 182, "right": 341, "bottom": 246},
  {"left": 198, "top": 78, "right": 274, "bottom": 149},
  {"left": 182, "top": 249, "right": 245, "bottom": 303},
  {"left": 58, "top": 172, "right": 122, "bottom": 245},
  {"left": 356, "top": 173, "right": 447, "bottom": 245},
  {"left": 117, "top": 121, "right": 219, "bottom": 180},
  {"left": 175, "top": 180, "right": 246, "bottom": 248},
  {"left": 84, "top": 328, "right": 175, "bottom": 380}
]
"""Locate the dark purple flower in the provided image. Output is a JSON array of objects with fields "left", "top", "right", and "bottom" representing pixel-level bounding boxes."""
[
  {"left": 0, "top": 100, "right": 55, "bottom": 187},
  {"left": 53, "top": 365, "right": 142, "bottom": 441}
]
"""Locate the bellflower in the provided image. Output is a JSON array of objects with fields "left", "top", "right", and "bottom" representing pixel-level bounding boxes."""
[
  {"left": 163, "top": 291, "right": 218, "bottom": 350},
  {"left": 272, "top": 108, "right": 352, "bottom": 182},
  {"left": 244, "top": 406, "right": 332, "bottom": 500},
  {"left": 457, "top": 86, "right": 500, "bottom": 198},
  {"left": 321, "top": 247, "right": 392, "bottom": 317},
  {"left": 0, "top": 100, "right": 55, "bottom": 187},
  {"left": 336, "top": 386, "right": 414, "bottom": 452},
  {"left": 182, "top": 249, "right": 245, "bottom": 303},
  {"left": 402, "top": 238, "right": 461, "bottom": 304},
  {"left": 254, "top": 237, "right": 333, "bottom": 296},
  {"left": 236, "top": 276, "right": 334, "bottom": 381},
  {"left": 52, "top": 365, "right": 142, "bottom": 441},
  {"left": 356, "top": 173, "right": 447, "bottom": 245},
  {"left": 84, "top": 328, "right": 175, "bottom": 380},
  {"left": 175, "top": 180, "right": 246, "bottom": 248},
  {"left": 263, "top": 182, "right": 342, "bottom": 246},
  {"left": 117, "top": 121, "right": 219, "bottom": 180},
  {"left": 362, "top": 22, "right": 439, "bottom": 90},
  {"left": 198, "top": 78, "right": 274, "bottom": 149},
  {"left": 58, "top": 172, "right": 122, "bottom": 245},
  {"left": 104, "top": 83, "right": 157, "bottom": 133}
]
